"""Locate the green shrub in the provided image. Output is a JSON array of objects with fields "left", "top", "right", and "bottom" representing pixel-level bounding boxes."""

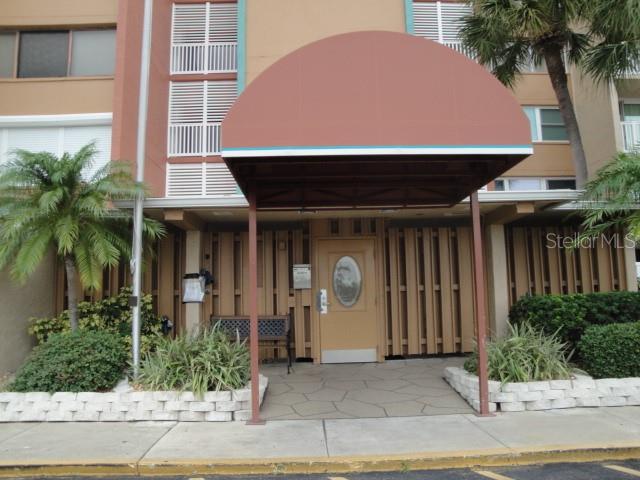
[
  {"left": 509, "top": 291, "right": 640, "bottom": 352},
  {"left": 578, "top": 322, "right": 640, "bottom": 379},
  {"left": 138, "top": 326, "right": 250, "bottom": 398},
  {"left": 464, "top": 323, "right": 573, "bottom": 383},
  {"left": 29, "top": 287, "right": 163, "bottom": 358},
  {"left": 11, "top": 331, "right": 127, "bottom": 392}
]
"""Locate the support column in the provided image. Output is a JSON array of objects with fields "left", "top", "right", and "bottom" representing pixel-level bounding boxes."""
[
  {"left": 184, "top": 230, "right": 202, "bottom": 334},
  {"left": 486, "top": 224, "right": 510, "bottom": 338},
  {"left": 471, "top": 191, "right": 491, "bottom": 416},
  {"left": 247, "top": 189, "right": 264, "bottom": 424}
]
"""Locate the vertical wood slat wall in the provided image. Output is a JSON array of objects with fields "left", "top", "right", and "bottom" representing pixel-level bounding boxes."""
[
  {"left": 505, "top": 226, "right": 629, "bottom": 305},
  {"left": 204, "top": 228, "right": 312, "bottom": 361},
  {"left": 55, "top": 221, "right": 631, "bottom": 362},
  {"left": 53, "top": 222, "right": 479, "bottom": 359},
  {"left": 54, "top": 233, "right": 186, "bottom": 334},
  {"left": 384, "top": 226, "right": 476, "bottom": 356}
]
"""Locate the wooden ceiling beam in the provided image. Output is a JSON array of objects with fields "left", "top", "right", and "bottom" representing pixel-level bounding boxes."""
[
  {"left": 163, "top": 209, "right": 205, "bottom": 231},
  {"left": 485, "top": 202, "right": 536, "bottom": 225}
]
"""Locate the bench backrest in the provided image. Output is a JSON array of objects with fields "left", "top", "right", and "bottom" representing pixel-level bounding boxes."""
[{"left": 211, "top": 315, "right": 290, "bottom": 341}]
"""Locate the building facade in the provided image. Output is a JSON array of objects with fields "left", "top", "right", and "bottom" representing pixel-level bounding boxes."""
[
  {"left": 1, "top": 0, "right": 638, "bottom": 372},
  {"left": 0, "top": 0, "right": 118, "bottom": 374}
]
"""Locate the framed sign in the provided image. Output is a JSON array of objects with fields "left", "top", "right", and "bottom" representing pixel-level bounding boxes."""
[{"left": 293, "top": 264, "right": 311, "bottom": 289}]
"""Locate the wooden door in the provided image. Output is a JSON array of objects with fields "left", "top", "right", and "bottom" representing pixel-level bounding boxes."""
[{"left": 317, "top": 238, "right": 377, "bottom": 363}]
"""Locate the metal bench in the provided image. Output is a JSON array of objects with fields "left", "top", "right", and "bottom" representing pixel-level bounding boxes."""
[{"left": 210, "top": 314, "right": 292, "bottom": 373}]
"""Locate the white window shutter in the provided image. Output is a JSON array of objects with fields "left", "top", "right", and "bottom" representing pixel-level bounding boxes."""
[
  {"left": 205, "top": 163, "right": 238, "bottom": 196},
  {"left": 171, "top": 2, "right": 237, "bottom": 74},
  {"left": 3, "top": 124, "right": 111, "bottom": 180},
  {"left": 168, "top": 80, "right": 236, "bottom": 156},
  {"left": 6, "top": 127, "right": 60, "bottom": 156},
  {"left": 168, "top": 82, "right": 206, "bottom": 156},
  {"left": 166, "top": 163, "right": 240, "bottom": 197},
  {"left": 209, "top": 3, "right": 238, "bottom": 43},
  {"left": 439, "top": 3, "right": 471, "bottom": 43},
  {"left": 63, "top": 125, "right": 112, "bottom": 178},
  {"left": 172, "top": 4, "right": 207, "bottom": 44},
  {"left": 413, "top": 2, "right": 440, "bottom": 41},
  {"left": 169, "top": 82, "right": 205, "bottom": 124},
  {"left": 206, "top": 80, "right": 237, "bottom": 123},
  {"left": 166, "top": 163, "right": 205, "bottom": 196},
  {"left": 412, "top": 2, "right": 475, "bottom": 59}
]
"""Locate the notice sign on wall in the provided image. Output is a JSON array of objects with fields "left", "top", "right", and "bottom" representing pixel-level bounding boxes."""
[{"left": 293, "top": 264, "right": 311, "bottom": 289}]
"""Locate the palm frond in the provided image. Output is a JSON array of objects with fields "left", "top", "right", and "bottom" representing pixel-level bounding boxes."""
[
  {"left": 579, "top": 152, "right": 640, "bottom": 239},
  {"left": 583, "top": 41, "right": 640, "bottom": 83},
  {"left": 73, "top": 238, "right": 103, "bottom": 291},
  {"left": 491, "top": 41, "right": 532, "bottom": 87},
  {"left": 54, "top": 215, "right": 80, "bottom": 255},
  {"left": 565, "top": 31, "right": 590, "bottom": 65},
  {"left": 11, "top": 225, "right": 53, "bottom": 283},
  {"left": 0, "top": 142, "right": 163, "bottom": 290},
  {"left": 462, "top": 0, "right": 640, "bottom": 87}
]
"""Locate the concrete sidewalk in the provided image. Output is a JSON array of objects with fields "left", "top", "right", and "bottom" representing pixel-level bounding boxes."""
[{"left": 1, "top": 407, "right": 640, "bottom": 476}]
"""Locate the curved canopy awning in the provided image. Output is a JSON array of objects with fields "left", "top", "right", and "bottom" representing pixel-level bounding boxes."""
[{"left": 222, "top": 31, "right": 532, "bottom": 209}]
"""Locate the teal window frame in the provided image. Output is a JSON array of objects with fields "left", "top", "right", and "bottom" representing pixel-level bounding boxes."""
[{"left": 523, "top": 106, "right": 568, "bottom": 142}]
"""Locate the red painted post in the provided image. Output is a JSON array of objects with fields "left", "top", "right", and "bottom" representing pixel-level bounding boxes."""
[
  {"left": 247, "top": 189, "right": 265, "bottom": 425},
  {"left": 470, "top": 191, "right": 491, "bottom": 416}
]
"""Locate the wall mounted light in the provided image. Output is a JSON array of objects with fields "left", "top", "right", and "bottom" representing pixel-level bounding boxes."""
[{"left": 182, "top": 269, "right": 213, "bottom": 303}]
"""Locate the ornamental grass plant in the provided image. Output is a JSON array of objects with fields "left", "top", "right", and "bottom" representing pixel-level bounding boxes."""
[
  {"left": 137, "top": 325, "right": 250, "bottom": 398},
  {"left": 464, "top": 323, "right": 573, "bottom": 383}
]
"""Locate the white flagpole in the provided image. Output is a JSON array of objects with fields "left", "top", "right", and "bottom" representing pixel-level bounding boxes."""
[{"left": 131, "top": 0, "right": 154, "bottom": 378}]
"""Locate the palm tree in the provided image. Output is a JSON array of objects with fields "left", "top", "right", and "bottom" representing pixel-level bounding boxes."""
[
  {"left": 0, "top": 143, "right": 164, "bottom": 331},
  {"left": 460, "top": 0, "right": 640, "bottom": 188},
  {"left": 579, "top": 151, "right": 640, "bottom": 239}
]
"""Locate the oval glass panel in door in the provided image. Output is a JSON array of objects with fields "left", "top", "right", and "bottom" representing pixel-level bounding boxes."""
[{"left": 332, "top": 256, "right": 362, "bottom": 307}]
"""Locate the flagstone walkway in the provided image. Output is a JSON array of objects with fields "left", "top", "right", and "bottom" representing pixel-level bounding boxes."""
[{"left": 260, "top": 357, "right": 473, "bottom": 420}]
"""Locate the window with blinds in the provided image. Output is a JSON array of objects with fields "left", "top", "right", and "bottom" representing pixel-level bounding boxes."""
[
  {"left": 1, "top": 29, "right": 116, "bottom": 79},
  {"left": 171, "top": 2, "right": 238, "bottom": 74},
  {"left": 0, "top": 124, "right": 112, "bottom": 179},
  {"left": 168, "top": 80, "right": 237, "bottom": 157},
  {"left": 522, "top": 106, "right": 568, "bottom": 142}
]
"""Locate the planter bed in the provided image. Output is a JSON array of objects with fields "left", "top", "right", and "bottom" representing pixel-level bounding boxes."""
[
  {"left": 445, "top": 367, "right": 640, "bottom": 413},
  {"left": 0, "top": 375, "right": 268, "bottom": 422}
]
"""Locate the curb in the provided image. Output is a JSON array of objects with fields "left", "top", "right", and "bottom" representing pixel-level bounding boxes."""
[{"left": 2, "top": 444, "right": 640, "bottom": 477}]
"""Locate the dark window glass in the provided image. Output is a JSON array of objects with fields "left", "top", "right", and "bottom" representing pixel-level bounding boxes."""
[
  {"left": 623, "top": 104, "right": 640, "bottom": 121},
  {"left": 547, "top": 179, "right": 576, "bottom": 190},
  {"left": 494, "top": 180, "right": 505, "bottom": 191},
  {"left": 18, "top": 31, "right": 69, "bottom": 78},
  {"left": 540, "top": 108, "right": 569, "bottom": 141}
]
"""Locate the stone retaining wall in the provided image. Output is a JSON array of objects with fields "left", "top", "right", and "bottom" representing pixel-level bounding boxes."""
[
  {"left": 0, "top": 375, "right": 267, "bottom": 422},
  {"left": 445, "top": 367, "right": 640, "bottom": 413}
]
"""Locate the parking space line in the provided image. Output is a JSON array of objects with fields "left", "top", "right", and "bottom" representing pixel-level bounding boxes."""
[
  {"left": 605, "top": 465, "right": 640, "bottom": 477},
  {"left": 474, "top": 470, "right": 515, "bottom": 480}
]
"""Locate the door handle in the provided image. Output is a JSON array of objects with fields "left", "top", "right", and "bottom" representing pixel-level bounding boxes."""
[{"left": 316, "top": 288, "right": 328, "bottom": 314}]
